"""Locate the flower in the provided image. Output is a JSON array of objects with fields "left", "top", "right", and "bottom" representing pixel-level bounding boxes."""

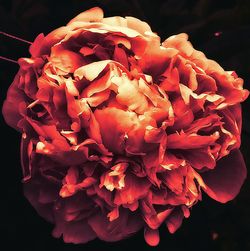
[{"left": 2, "top": 7, "right": 249, "bottom": 246}]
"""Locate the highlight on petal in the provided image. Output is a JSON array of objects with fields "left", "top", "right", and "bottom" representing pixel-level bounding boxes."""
[
  {"left": 67, "top": 7, "right": 104, "bottom": 25},
  {"left": 167, "top": 130, "right": 220, "bottom": 149},
  {"left": 74, "top": 60, "right": 111, "bottom": 81}
]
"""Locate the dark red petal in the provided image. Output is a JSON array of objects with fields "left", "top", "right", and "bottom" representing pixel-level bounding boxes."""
[
  {"left": 166, "top": 209, "right": 184, "bottom": 234},
  {"left": 168, "top": 131, "right": 219, "bottom": 149},
  {"left": 161, "top": 167, "right": 186, "bottom": 194},
  {"left": 113, "top": 46, "right": 129, "bottom": 69},
  {"left": 29, "top": 33, "right": 45, "bottom": 57},
  {"left": 2, "top": 75, "right": 24, "bottom": 131},
  {"left": 62, "top": 221, "right": 96, "bottom": 244},
  {"left": 23, "top": 180, "right": 59, "bottom": 223},
  {"left": 201, "top": 149, "right": 247, "bottom": 203},
  {"left": 171, "top": 97, "right": 194, "bottom": 131},
  {"left": 20, "top": 134, "right": 33, "bottom": 181},
  {"left": 31, "top": 26, "right": 71, "bottom": 57},
  {"left": 144, "top": 228, "right": 159, "bottom": 246},
  {"left": 88, "top": 209, "right": 142, "bottom": 241},
  {"left": 196, "top": 73, "right": 217, "bottom": 93},
  {"left": 104, "top": 35, "right": 131, "bottom": 49},
  {"left": 181, "top": 148, "right": 216, "bottom": 170},
  {"left": 94, "top": 107, "right": 136, "bottom": 153},
  {"left": 114, "top": 174, "right": 150, "bottom": 205}
]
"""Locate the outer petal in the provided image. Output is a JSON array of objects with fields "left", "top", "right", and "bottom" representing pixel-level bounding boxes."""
[
  {"left": 30, "top": 26, "right": 71, "bottom": 57},
  {"left": 201, "top": 149, "right": 247, "bottom": 203},
  {"left": 67, "top": 7, "right": 104, "bottom": 25},
  {"left": 88, "top": 209, "right": 143, "bottom": 241},
  {"left": 2, "top": 74, "right": 25, "bottom": 131},
  {"left": 144, "top": 228, "right": 159, "bottom": 246},
  {"left": 53, "top": 220, "right": 96, "bottom": 244},
  {"left": 167, "top": 131, "right": 219, "bottom": 149}
]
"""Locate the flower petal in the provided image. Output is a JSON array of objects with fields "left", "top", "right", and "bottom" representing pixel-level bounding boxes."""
[
  {"left": 166, "top": 209, "right": 184, "bottom": 233},
  {"left": 88, "top": 209, "right": 142, "bottom": 241},
  {"left": 94, "top": 107, "right": 137, "bottom": 153},
  {"left": 50, "top": 46, "right": 85, "bottom": 74},
  {"left": 168, "top": 131, "right": 219, "bottom": 149},
  {"left": 67, "top": 7, "right": 104, "bottom": 25},
  {"left": 62, "top": 221, "right": 96, "bottom": 244},
  {"left": 2, "top": 75, "right": 25, "bottom": 131},
  {"left": 114, "top": 174, "right": 150, "bottom": 205},
  {"left": 144, "top": 228, "right": 159, "bottom": 246},
  {"left": 201, "top": 149, "right": 247, "bottom": 203},
  {"left": 74, "top": 60, "right": 111, "bottom": 81}
]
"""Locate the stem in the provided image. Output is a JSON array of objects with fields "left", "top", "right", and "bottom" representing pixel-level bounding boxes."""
[
  {"left": 0, "top": 31, "right": 32, "bottom": 44},
  {"left": 0, "top": 56, "right": 18, "bottom": 64}
]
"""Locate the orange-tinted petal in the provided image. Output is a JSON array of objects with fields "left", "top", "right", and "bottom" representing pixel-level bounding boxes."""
[
  {"left": 74, "top": 60, "right": 111, "bottom": 81},
  {"left": 67, "top": 7, "right": 104, "bottom": 25},
  {"left": 126, "top": 16, "right": 152, "bottom": 35},
  {"left": 114, "top": 174, "right": 150, "bottom": 205},
  {"left": 94, "top": 107, "right": 137, "bottom": 153},
  {"left": 166, "top": 209, "right": 184, "bottom": 233}
]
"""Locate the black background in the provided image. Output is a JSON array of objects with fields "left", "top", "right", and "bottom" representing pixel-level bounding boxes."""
[{"left": 0, "top": 0, "right": 250, "bottom": 250}]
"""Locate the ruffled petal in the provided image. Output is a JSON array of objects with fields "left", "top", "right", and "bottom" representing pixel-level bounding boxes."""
[
  {"left": 114, "top": 174, "right": 150, "bottom": 205},
  {"left": 166, "top": 209, "right": 184, "bottom": 233},
  {"left": 168, "top": 131, "right": 219, "bottom": 149}
]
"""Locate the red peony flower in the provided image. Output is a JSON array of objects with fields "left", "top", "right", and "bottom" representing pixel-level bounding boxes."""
[{"left": 2, "top": 7, "right": 249, "bottom": 246}]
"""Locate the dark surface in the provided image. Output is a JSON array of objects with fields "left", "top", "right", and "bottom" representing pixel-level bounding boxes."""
[{"left": 0, "top": 0, "right": 250, "bottom": 250}]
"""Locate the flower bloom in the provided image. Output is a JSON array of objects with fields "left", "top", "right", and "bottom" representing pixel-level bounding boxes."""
[{"left": 2, "top": 7, "right": 249, "bottom": 246}]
